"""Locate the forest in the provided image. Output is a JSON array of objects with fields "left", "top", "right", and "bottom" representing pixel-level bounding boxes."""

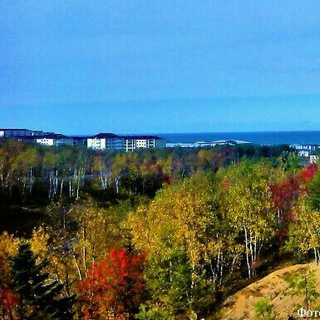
[{"left": 0, "top": 139, "right": 317, "bottom": 319}]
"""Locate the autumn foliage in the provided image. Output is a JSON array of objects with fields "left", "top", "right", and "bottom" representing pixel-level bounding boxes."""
[
  {"left": 1, "top": 142, "right": 320, "bottom": 319},
  {"left": 0, "top": 285, "right": 18, "bottom": 319},
  {"left": 76, "top": 248, "right": 146, "bottom": 320},
  {"left": 300, "top": 163, "right": 318, "bottom": 182},
  {"left": 270, "top": 176, "right": 302, "bottom": 226}
]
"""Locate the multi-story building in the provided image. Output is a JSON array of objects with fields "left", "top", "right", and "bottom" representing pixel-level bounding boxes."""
[
  {"left": 290, "top": 144, "right": 320, "bottom": 163},
  {"left": 290, "top": 144, "right": 319, "bottom": 151},
  {"left": 87, "top": 134, "right": 166, "bottom": 152},
  {"left": 0, "top": 128, "right": 167, "bottom": 151},
  {"left": 297, "top": 149, "right": 313, "bottom": 158},
  {"left": 122, "top": 135, "right": 166, "bottom": 152},
  {"left": 310, "top": 154, "right": 320, "bottom": 164},
  {"left": 87, "top": 133, "right": 124, "bottom": 151},
  {"left": 35, "top": 134, "right": 74, "bottom": 147},
  {"left": 70, "top": 136, "right": 89, "bottom": 147}
]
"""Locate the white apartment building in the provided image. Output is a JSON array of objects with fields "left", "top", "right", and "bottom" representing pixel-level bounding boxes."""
[
  {"left": 35, "top": 134, "right": 73, "bottom": 147},
  {"left": 87, "top": 133, "right": 124, "bottom": 151},
  {"left": 297, "top": 149, "right": 313, "bottom": 158},
  {"left": 0, "top": 128, "right": 167, "bottom": 152},
  {"left": 290, "top": 144, "right": 319, "bottom": 151},
  {"left": 123, "top": 135, "right": 166, "bottom": 152},
  {"left": 88, "top": 134, "right": 166, "bottom": 152},
  {"left": 310, "top": 154, "right": 320, "bottom": 163}
]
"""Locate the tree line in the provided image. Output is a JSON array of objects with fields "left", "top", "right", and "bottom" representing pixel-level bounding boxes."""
[
  {"left": 0, "top": 139, "right": 292, "bottom": 204},
  {"left": 1, "top": 145, "right": 320, "bottom": 318}
]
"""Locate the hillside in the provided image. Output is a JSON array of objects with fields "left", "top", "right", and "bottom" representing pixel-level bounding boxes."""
[{"left": 216, "top": 263, "right": 320, "bottom": 320}]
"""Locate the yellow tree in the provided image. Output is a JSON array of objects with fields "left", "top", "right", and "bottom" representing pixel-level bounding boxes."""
[
  {"left": 30, "top": 226, "right": 50, "bottom": 262},
  {"left": 65, "top": 198, "right": 125, "bottom": 280},
  {"left": 127, "top": 173, "right": 239, "bottom": 317},
  {"left": 220, "top": 160, "right": 277, "bottom": 278},
  {"left": 29, "top": 226, "right": 76, "bottom": 296},
  {"left": 0, "top": 232, "right": 20, "bottom": 282},
  {"left": 287, "top": 197, "right": 320, "bottom": 264},
  {"left": 11, "top": 146, "right": 39, "bottom": 198}
]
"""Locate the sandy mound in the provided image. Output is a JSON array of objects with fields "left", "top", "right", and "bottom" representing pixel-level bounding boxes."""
[{"left": 216, "top": 263, "right": 320, "bottom": 320}]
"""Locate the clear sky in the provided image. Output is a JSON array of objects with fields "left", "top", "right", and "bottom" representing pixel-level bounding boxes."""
[{"left": 1, "top": 1, "right": 320, "bottom": 134}]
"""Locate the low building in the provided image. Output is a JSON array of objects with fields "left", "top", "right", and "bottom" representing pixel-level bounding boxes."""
[
  {"left": 194, "top": 140, "right": 240, "bottom": 147},
  {"left": 296, "top": 149, "right": 320, "bottom": 164},
  {"left": 290, "top": 144, "right": 319, "bottom": 151},
  {"left": 297, "top": 149, "right": 312, "bottom": 158},
  {"left": 35, "top": 134, "right": 73, "bottom": 147},
  {"left": 87, "top": 133, "right": 124, "bottom": 151},
  {"left": 310, "top": 154, "right": 320, "bottom": 164},
  {"left": 0, "top": 128, "right": 33, "bottom": 138},
  {"left": 122, "top": 135, "right": 166, "bottom": 152}
]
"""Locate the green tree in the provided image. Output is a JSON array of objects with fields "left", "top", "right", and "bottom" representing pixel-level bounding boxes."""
[
  {"left": 286, "top": 199, "right": 320, "bottom": 264},
  {"left": 307, "top": 171, "right": 320, "bottom": 211},
  {"left": 284, "top": 267, "right": 319, "bottom": 310},
  {"left": 11, "top": 242, "right": 75, "bottom": 320},
  {"left": 253, "top": 299, "right": 276, "bottom": 320},
  {"left": 128, "top": 173, "right": 240, "bottom": 318}
]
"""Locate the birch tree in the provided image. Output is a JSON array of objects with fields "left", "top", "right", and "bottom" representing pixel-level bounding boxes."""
[{"left": 221, "top": 160, "right": 276, "bottom": 278}]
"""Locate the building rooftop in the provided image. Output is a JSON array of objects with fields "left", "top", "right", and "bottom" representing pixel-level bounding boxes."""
[
  {"left": 120, "top": 135, "right": 163, "bottom": 140},
  {"left": 94, "top": 133, "right": 119, "bottom": 139},
  {"left": 9, "top": 136, "right": 36, "bottom": 140},
  {"left": 9, "top": 134, "right": 69, "bottom": 140},
  {"left": 34, "top": 134, "right": 70, "bottom": 139},
  {"left": 0, "top": 128, "right": 30, "bottom": 131},
  {"left": 68, "top": 135, "right": 92, "bottom": 139}
]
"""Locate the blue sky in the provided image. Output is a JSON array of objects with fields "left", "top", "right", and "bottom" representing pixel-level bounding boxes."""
[{"left": 1, "top": 1, "right": 320, "bottom": 134}]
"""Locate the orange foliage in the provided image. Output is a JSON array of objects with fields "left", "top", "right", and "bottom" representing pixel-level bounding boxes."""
[
  {"left": 76, "top": 248, "right": 146, "bottom": 320},
  {"left": 300, "top": 163, "right": 317, "bottom": 182},
  {"left": 0, "top": 285, "right": 19, "bottom": 318}
]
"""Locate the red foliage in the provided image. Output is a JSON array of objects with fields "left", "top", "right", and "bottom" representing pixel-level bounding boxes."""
[
  {"left": 251, "top": 258, "right": 261, "bottom": 271},
  {"left": 275, "top": 229, "right": 288, "bottom": 240},
  {"left": 153, "top": 164, "right": 162, "bottom": 172},
  {"left": 269, "top": 175, "right": 303, "bottom": 231},
  {"left": 76, "top": 248, "right": 146, "bottom": 320},
  {"left": 300, "top": 163, "right": 318, "bottom": 182},
  {"left": 142, "top": 161, "right": 151, "bottom": 169},
  {"left": 162, "top": 173, "right": 171, "bottom": 185},
  {"left": 0, "top": 285, "right": 19, "bottom": 318},
  {"left": 221, "top": 179, "right": 231, "bottom": 190},
  {"left": 270, "top": 176, "right": 302, "bottom": 211}
]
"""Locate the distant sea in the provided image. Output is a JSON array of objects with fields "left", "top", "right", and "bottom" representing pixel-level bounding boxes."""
[{"left": 158, "top": 131, "right": 320, "bottom": 146}]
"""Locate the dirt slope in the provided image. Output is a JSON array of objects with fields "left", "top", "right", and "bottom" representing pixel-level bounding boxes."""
[{"left": 216, "top": 263, "right": 320, "bottom": 320}]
